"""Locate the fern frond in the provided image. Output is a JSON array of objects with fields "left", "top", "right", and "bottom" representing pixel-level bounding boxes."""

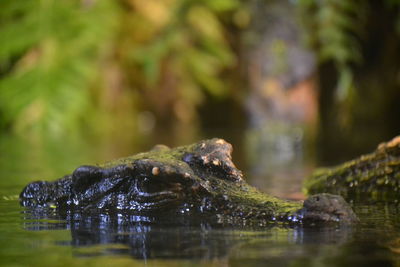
[{"left": 0, "top": 0, "right": 119, "bottom": 134}]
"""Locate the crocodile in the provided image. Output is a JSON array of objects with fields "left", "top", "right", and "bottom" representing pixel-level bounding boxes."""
[
  {"left": 20, "top": 138, "right": 358, "bottom": 224},
  {"left": 304, "top": 136, "right": 400, "bottom": 201}
]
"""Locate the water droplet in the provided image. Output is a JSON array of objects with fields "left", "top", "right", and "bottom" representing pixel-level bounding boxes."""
[{"left": 73, "top": 198, "right": 79, "bottom": 205}]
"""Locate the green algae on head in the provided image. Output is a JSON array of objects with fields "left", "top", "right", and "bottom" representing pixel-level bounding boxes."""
[
  {"left": 304, "top": 136, "right": 400, "bottom": 201},
  {"left": 20, "top": 138, "right": 358, "bottom": 225}
]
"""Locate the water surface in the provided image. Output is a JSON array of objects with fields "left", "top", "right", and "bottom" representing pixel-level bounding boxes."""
[{"left": 1, "top": 134, "right": 400, "bottom": 266}]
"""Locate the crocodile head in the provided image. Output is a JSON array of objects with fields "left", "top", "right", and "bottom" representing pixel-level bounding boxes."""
[
  {"left": 20, "top": 139, "right": 243, "bottom": 213},
  {"left": 20, "top": 138, "right": 358, "bottom": 224}
]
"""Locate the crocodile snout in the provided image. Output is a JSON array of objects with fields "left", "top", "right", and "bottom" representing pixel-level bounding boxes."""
[{"left": 296, "top": 193, "right": 359, "bottom": 224}]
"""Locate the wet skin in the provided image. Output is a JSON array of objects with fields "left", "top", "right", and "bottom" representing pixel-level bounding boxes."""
[{"left": 20, "top": 138, "right": 358, "bottom": 224}]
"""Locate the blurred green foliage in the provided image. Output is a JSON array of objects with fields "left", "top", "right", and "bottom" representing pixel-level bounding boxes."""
[
  {"left": 120, "top": 0, "right": 242, "bottom": 123},
  {"left": 0, "top": 0, "right": 244, "bottom": 136},
  {"left": 0, "top": 0, "right": 119, "bottom": 134},
  {"left": 1, "top": 0, "right": 399, "bottom": 138},
  {"left": 297, "top": 0, "right": 367, "bottom": 101},
  {"left": 297, "top": 0, "right": 400, "bottom": 101}
]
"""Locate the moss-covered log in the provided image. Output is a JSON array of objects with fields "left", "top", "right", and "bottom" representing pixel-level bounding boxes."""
[{"left": 305, "top": 136, "right": 400, "bottom": 201}]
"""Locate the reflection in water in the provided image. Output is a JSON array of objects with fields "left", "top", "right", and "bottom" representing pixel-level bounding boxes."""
[
  {"left": 0, "top": 198, "right": 396, "bottom": 266},
  {"left": 21, "top": 208, "right": 355, "bottom": 261}
]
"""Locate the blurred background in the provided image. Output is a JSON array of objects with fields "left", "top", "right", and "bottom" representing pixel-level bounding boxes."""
[{"left": 1, "top": 0, "right": 400, "bottom": 197}]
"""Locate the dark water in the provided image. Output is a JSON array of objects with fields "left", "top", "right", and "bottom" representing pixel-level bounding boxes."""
[{"left": 2, "top": 134, "right": 400, "bottom": 266}]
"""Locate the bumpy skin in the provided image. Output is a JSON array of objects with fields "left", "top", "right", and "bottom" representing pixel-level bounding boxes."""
[
  {"left": 20, "top": 138, "right": 357, "bottom": 224},
  {"left": 305, "top": 136, "right": 400, "bottom": 200}
]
